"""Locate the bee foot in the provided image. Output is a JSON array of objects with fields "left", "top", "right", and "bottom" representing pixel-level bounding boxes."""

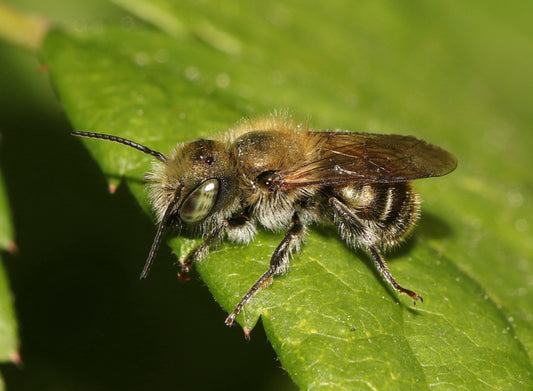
[
  {"left": 177, "top": 271, "right": 191, "bottom": 281},
  {"left": 225, "top": 313, "right": 236, "bottom": 327},
  {"left": 405, "top": 289, "right": 423, "bottom": 305}
]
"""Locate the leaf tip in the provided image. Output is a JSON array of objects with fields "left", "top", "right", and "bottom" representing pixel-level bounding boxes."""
[
  {"left": 243, "top": 327, "right": 251, "bottom": 341},
  {"left": 6, "top": 240, "right": 18, "bottom": 254},
  {"left": 10, "top": 351, "right": 22, "bottom": 366}
]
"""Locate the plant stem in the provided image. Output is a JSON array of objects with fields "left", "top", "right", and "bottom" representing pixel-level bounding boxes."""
[{"left": 0, "top": 3, "right": 49, "bottom": 52}]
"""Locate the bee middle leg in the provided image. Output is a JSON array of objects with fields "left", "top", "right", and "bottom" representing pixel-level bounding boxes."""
[
  {"left": 329, "top": 197, "right": 422, "bottom": 304},
  {"left": 225, "top": 212, "right": 304, "bottom": 327}
]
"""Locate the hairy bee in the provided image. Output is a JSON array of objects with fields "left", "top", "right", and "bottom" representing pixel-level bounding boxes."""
[{"left": 73, "top": 113, "right": 456, "bottom": 326}]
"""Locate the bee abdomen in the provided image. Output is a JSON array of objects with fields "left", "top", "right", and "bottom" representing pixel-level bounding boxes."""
[
  {"left": 332, "top": 183, "right": 419, "bottom": 248},
  {"left": 378, "top": 183, "right": 420, "bottom": 246}
]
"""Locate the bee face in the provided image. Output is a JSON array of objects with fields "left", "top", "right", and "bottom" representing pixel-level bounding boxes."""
[
  {"left": 148, "top": 138, "right": 239, "bottom": 225},
  {"left": 73, "top": 113, "right": 456, "bottom": 329}
]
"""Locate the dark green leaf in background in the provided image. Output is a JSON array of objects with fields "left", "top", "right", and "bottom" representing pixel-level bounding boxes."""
[
  {"left": 0, "top": 169, "right": 14, "bottom": 252},
  {"left": 0, "top": 254, "right": 17, "bottom": 364},
  {"left": 40, "top": 0, "right": 533, "bottom": 389},
  {"left": 0, "top": 144, "right": 19, "bottom": 389}
]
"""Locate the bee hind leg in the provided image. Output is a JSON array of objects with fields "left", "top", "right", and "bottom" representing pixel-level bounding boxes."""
[
  {"left": 367, "top": 246, "right": 423, "bottom": 304},
  {"left": 329, "top": 196, "right": 422, "bottom": 304},
  {"left": 225, "top": 212, "right": 304, "bottom": 327}
]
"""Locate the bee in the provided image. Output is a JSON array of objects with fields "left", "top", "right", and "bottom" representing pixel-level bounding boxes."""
[{"left": 73, "top": 113, "right": 456, "bottom": 327}]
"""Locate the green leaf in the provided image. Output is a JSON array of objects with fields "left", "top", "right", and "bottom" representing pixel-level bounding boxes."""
[
  {"left": 0, "top": 168, "right": 14, "bottom": 252},
  {"left": 42, "top": 1, "right": 533, "bottom": 389},
  {"left": 0, "top": 183, "right": 18, "bottom": 388},
  {"left": 0, "top": 149, "right": 18, "bottom": 371},
  {"left": 0, "top": 254, "right": 18, "bottom": 364}
]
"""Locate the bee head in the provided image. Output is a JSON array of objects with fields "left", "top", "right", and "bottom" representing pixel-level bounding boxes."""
[
  {"left": 72, "top": 131, "right": 239, "bottom": 279},
  {"left": 148, "top": 138, "right": 238, "bottom": 222}
]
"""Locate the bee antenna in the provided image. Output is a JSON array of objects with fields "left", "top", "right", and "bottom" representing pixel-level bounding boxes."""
[
  {"left": 139, "top": 192, "right": 181, "bottom": 279},
  {"left": 139, "top": 219, "right": 167, "bottom": 279},
  {"left": 72, "top": 131, "right": 167, "bottom": 162}
]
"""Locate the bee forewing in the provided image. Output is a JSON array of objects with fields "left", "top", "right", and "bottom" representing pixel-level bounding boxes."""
[{"left": 278, "top": 132, "right": 457, "bottom": 188}]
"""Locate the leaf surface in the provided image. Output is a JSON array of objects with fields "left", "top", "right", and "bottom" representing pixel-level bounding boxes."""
[
  {"left": 0, "top": 169, "right": 13, "bottom": 251},
  {"left": 0, "top": 254, "right": 17, "bottom": 364},
  {"left": 0, "top": 155, "right": 19, "bottom": 368},
  {"left": 42, "top": 1, "right": 533, "bottom": 388}
]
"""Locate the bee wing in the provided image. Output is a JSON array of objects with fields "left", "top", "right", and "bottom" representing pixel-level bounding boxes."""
[{"left": 278, "top": 132, "right": 457, "bottom": 189}]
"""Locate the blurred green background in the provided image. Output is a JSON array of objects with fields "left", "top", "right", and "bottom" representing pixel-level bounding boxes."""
[{"left": 1, "top": 0, "right": 532, "bottom": 390}]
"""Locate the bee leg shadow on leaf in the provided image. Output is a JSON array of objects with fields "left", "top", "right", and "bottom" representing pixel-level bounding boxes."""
[{"left": 312, "top": 212, "right": 453, "bottom": 306}]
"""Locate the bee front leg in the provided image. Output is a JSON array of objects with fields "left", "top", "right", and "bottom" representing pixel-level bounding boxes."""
[
  {"left": 180, "top": 211, "right": 256, "bottom": 278},
  {"left": 179, "top": 220, "right": 229, "bottom": 279},
  {"left": 225, "top": 212, "right": 304, "bottom": 327}
]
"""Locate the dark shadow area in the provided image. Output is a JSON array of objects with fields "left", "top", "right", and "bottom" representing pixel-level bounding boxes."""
[{"left": 416, "top": 211, "right": 455, "bottom": 240}]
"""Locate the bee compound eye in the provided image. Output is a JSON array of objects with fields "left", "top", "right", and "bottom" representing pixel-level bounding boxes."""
[{"left": 179, "top": 179, "right": 220, "bottom": 223}]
